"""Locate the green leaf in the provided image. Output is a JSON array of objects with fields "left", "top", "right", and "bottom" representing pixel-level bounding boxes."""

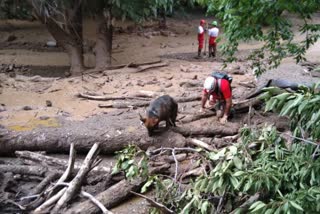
[
  {"left": 201, "top": 201, "right": 210, "bottom": 214},
  {"left": 141, "top": 179, "right": 154, "bottom": 193},
  {"left": 233, "top": 156, "right": 243, "bottom": 169},
  {"left": 250, "top": 201, "right": 266, "bottom": 212},
  {"left": 289, "top": 201, "right": 304, "bottom": 211}
]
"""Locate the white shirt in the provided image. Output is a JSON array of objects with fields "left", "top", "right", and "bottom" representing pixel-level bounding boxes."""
[
  {"left": 208, "top": 27, "right": 219, "bottom": 37},
  {"left": 198, "top": 26, "right": 204, "bottom": 34}
]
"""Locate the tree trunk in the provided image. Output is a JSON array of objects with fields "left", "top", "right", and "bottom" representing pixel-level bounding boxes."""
[
  {"left": 65, "top": 178, "right": 145, "bottom": 214},
  {"left": 26, "top": 0, "right": 84, "bottom": 76},
  {"left": 95, "top": 6, "right": 113, "bottom": 70}
]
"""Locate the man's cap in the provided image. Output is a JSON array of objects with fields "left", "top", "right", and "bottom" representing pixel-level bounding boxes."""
[
  {"left": 212, "top": 21, "right": 218, "bottom": 26},
  {"left": 204, "top": 76, "right": 216, "bottom": 91},
  {"left": 200, "top": 20, "right": 206, "bottom": 24}
]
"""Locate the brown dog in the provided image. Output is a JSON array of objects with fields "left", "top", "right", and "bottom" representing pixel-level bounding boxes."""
[{"left": 140, "top": 95, "right": 178, "bottom": 136}]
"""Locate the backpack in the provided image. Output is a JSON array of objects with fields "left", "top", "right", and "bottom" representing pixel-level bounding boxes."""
[{"left": 211, "top": 72, "right": 233, "bottom": 97}]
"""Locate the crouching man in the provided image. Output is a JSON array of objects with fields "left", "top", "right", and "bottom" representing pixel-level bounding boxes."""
[{"left": 200, "top": 76, "right": 232, "bottom": 123}]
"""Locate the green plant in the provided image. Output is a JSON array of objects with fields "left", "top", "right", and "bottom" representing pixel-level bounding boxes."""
[
  {"left": 261, "top": 83, "right": 320, "bottom": 141},
  {"left": 112, "top": 144, "right": 148, "bottom": 179}
]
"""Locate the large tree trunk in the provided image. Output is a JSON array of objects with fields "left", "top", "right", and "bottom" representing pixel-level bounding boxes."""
[
  {"left": 26, "top": 0, "right": 84, "bottom": 76},
  {"left": 95, "top": 6, "right": 113, "bottom": 70}
]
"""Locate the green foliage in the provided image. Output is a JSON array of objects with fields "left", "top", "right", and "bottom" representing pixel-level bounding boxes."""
[
  {"left": 261, "top": 83, "right": 320, "bottom": 141},
  {"left": 0, "top": 0, "right": 33, "bottom": 19},
  {"left": 112, "top": 145, "right": 148, "bottom": 180},
  {"left": 197, "top": 0, "right": 320, "bottom": 76},
  {"left": 148, "top": 125, "right": 320, "bottom": 213}
]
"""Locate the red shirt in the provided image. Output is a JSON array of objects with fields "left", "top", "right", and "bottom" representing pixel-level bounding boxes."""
[{"left": 203, "top": 79, "right": 232, "bottom": 100}]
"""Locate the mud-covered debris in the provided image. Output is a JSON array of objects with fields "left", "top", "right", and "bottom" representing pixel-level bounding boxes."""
[
  {"left": 22, "top": 106, "right": 33, "bottom": 111},
  {"left": 46, "top": 100, "right": 52, "bottom": 107},
  {"left": 39, "top": 116, "right": 50, "bottom": 120},
  {"left": 7, "top": 35, "right": 17, "bottom": 42},
  {"left": 164, "top": 83, "right": 173, "bottom": 88}
]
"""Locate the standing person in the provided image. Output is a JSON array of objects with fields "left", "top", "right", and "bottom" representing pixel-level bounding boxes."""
[
  {"left": 208, "top": 21, "right": 219, "bottom": 57},
  {"left": 200, "top": 75, "right": 232, "bottom": 123},
  {"left": 197, "top": 19, "right": 206, "bottom": 58}
]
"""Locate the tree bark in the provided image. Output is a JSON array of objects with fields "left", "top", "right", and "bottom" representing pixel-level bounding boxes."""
[
  {"left": 65, "top": 178, "right": 145, "bottom": 214},
  {"left": 95, "top": 5, "right": 113, "bottom": 70}
]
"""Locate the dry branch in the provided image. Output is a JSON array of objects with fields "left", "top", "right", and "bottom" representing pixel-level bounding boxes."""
[
  {"left": 31, "top": 172, "right": 60, "bottom": 196},
  {"left": 52, "top": 143, "right": 100, "bottom": 212},
  {"left": 77, "top": 93, "right": 150, "bottom": 101},
  {"left": 0, "top": 165, "right": 47, "bottom": 176},
  {"left": 34, "top": 188, "right": 67, "bottom": 213},
  {"left": 81, "top": 191, "right": 112, "bottom": 214},
  {"left": 135, "top": 62, "right": 168, "bottom": 73},
  {"left": 130, "top": 191, "right": 174, "bottom": 214},
  {"left": 186, "top": 138, "right": 215, "bottom": 151}
]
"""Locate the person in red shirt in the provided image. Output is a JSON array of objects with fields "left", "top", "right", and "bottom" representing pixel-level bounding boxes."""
[
  {"left": 208, "top": 21, "right": 219, "bottom": 57},
  {"left": 200, "top": 76, "right": 232, "bottom": 123},
  {"left": 197, "top": 20, "right": 206, "bottom": 57}
]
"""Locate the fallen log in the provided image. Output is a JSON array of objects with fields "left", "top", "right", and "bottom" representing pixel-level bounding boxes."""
[
  {"left": 64, "top": 178, "right": 145, "bottom": 214},
  {"left": 0, "top": 113, "right": 186, "bottom": 155},
  {"left": 0, "top": 165, "right": 47, "bottom": 176},
  {"left": 15, "top": 151, "right": 111, "bottom": 173},
  {"left": 173, "top": 123, "right": 240, "bottom": 137}
]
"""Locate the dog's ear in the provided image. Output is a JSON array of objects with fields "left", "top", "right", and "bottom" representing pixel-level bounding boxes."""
[{"left": 139, "top": 113, "right": 146, "bottom": 123}]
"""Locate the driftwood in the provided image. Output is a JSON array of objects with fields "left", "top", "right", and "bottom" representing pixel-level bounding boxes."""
[
  {"left": 30, "top": 172, "right": 60, "bottom": 196},
  {"left": 65, "top": 178, "right": 145, "bottom": 214},
  {"left": 0, "top": 165, "right": 47, "bottom": 176}
]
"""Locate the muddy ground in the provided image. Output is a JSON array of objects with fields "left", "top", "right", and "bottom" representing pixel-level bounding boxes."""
[{"left": 0, "top": 12, "right": 320, "bottom": 213}]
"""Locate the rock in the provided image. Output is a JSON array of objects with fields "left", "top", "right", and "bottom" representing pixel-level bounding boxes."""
[
  {"left": 46, "top": 100, "right": 52, "bottom": 107},
  {"left": 23, "top": 106, "right": 33, "bottom": 111},
  {"left": 126, "top": 82, "right": 133, "bottom": 87},
  {"left": 164, "top": 75, "right": 174, "bottom": 80},
  {"left": 0, "top": 104, "right": 6, "bottom": 112},
  {"left": 164, "top": 83, "right": 172, "bottom": 88},
  {"left": 39, "top": 116, "right": 50, "bottom": 120},
  {"left": 179, "top": 80, "right": 201, "bottom": 88},
  {"left": 65, "top": 71, "right": 71, "bottom": 77},
  {"left": 192, "top": 75, "right": 198, "bottom": 80},
  {"left": 8, "top": 64, "right": 14, "bottom": 72},
  {"left": 160, "top": 30, "right": 170, "bottom": 37},
  {"left": 7, "top": 35, "right": 17, "bottom": 42},
  {"left": 9, "top": 72, "right": 16, "bottom": 78},
  {"left": 136, "top": 80, "right": 145, "bottom": 87},
  {"left": 151, "top": 31, "right": 160, "bottom": 36},
  {"left": 46, "top": 40, "right": 57, "bottom": 47}
]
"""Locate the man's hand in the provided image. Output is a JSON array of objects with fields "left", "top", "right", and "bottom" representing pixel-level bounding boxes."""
[{"left": 219, "top": 115, "right": 228, "bottom": 124}]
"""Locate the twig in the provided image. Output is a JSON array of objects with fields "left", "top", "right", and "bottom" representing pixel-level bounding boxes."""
[
  {"left": 312, "top": 145, "right": 320, "bottom": 159},
  {"left": 130, "top": 191, "right": 174, "bottom": 214},
  {"left": 151, "top": 147, "right": 200, "bottom": 154},
  {"left": 81, "top": 191, "right": 113, "bottom": 214},
  {"left": 6, "top": 199, "right": 26, "bottom": 210},
  {"left": 216, "top": 190, "right": 226, "bottom": 214},
  {"left": 172, "top": 148, "right": 178, "bottom": 182},
  {"left": 281, "top": 132, "right": 318, "bottom": 146}
]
